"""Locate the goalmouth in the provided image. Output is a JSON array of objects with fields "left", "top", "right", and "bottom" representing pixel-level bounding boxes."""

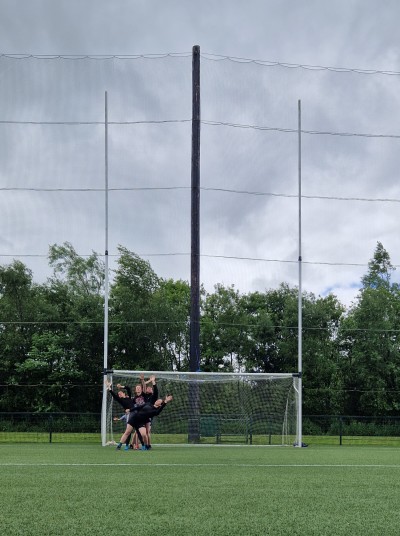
[{"left": 103, "top": 370, "right": 300, "bottom": 447}]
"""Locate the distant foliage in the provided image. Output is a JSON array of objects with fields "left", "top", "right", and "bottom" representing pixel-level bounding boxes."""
[{"left": 0, "top": 241, "right": 399, "bottom": 417}]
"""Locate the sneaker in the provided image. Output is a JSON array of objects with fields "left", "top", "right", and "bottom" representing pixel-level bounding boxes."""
[
  {"left": 129, "top": 445, "right": 134, "bottom": 450},
  {"left": 133, "top": 445, "right": 139, "bottom": 450},
  {"left": 140, "top": 445, "right": 147, "bottom": 450},
  {"left": 124, "top": 445, "right": 130, "bottom": 451},
  {"left": 147, "top": 445, "right": 152, "bottom": 450},
  {"left": 116, "top": 444, "right": 122, "bottom": 450}
]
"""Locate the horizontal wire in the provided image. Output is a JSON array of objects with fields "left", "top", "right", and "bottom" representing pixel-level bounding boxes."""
[
  {"left": 0, "top": 384, "right": 101, "bottom": 388},
  {"left": 0, "top": 119, "right": 191, "bottom": 125},
  {"left": 201, "top": 187, "right": 400, "bottom": 203},
  {"left": 0, "top": 385, "right": 398, "bottom": 393},
  {"left": 202, "top": 120, "right": 400, "bottom": 139},
  {"left": 1, "top": 117, "right": 399, "bottom": 139},
  {"left": 1, "top": 50, "right": 398, "bottom": 76},
  {"left": 0, "top": 252, "right": 189, "bottom": 258},
  {"left": 1, "top": 251, "right": 398, "bottom": 268},
  {"left": 0, "top": 320, "right": 399, "bottom": 335},
  {"left": 200, "top": 254, "right": 372, "bottom": 267},
  {"left": 0, "top": 52, "right": 191, "bottom": 60},
  {"left": 2, "top": 185, "right": 400, "bottom": 204},
  {"left": 0, "top": 252, "right": 371, "bottom": 266},
  {"left": 201, "top": 52, "right": 400, "bottom": 76},
  {"left": 0, "top": 186, "right": 190, "bottom": 192}
]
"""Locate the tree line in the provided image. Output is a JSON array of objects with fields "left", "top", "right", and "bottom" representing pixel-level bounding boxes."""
[{"left": 1, "top": 241, "right": 399, "bottom": 417}]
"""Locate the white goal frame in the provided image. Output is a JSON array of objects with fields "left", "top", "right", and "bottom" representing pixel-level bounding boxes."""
[{"left": 102, "top": 370, "right": 301, "bottom": 447}]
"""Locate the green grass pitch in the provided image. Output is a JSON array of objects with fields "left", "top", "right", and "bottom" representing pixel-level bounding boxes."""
[{"left": 1, "top": 444, "right": 400, "bottom": 536}]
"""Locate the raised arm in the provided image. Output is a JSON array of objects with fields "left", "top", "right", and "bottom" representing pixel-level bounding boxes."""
[
  {"left": 116, "top": 383, "right": 132, "bottom": 398},
  {"left": 106, "top": 381, "right": 131, "bottom": 408},
  {"left": 154, "top": 395, "right": 173, "bottom": 416},
  {"left": 144, "top": 374, "right": 155, "bottom": 385},
  {"left": 148, "top": 376, "right": 158, "bottom": 403},
  {"left": 137, "top": 373, "right": 145, "bottom": 391},
  {"left": 106, "top": 380, "right": 119, "bottom": 402},
  {"left": 152, "top": 383, "right": 158, "bottom": 403}
]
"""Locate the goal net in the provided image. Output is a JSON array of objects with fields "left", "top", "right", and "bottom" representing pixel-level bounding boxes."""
[{"left": 103, "top": 371, "right": 300, "bottom": 446}]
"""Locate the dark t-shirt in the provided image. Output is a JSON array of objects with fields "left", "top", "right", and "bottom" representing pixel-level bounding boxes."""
[
  {"left": 144, "top": 384, "right": 158, "bottom": 405},
  {"left": 109, "top": 390, "right": 137, "bottom": 411},
  {"left": 128, "top": 402, "right": 166, "bottom": 427},
  {"left": 132, "top": 393, "right": 146, "bottom": 407}
]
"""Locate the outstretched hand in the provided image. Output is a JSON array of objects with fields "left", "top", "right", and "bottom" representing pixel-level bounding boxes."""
[{"left": 165, "top": 395, "right": 173, "bottom": 403}]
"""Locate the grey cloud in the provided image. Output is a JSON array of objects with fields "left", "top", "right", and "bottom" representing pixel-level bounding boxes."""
[{"left": 1, "top": 1, "right": 400, "bottom": 305}]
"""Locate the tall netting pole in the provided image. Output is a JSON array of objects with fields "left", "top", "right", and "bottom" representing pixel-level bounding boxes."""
[
  {"left": 101, "top": 91, "right": 110, "bottom": 446},
  {"left": 189, "top": 45, "right": 201, "bottom": 442},
  {"left": 297, "top": 99, "right": 303, "bottom": 447}
]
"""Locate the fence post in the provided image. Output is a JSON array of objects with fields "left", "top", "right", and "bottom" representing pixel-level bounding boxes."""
[
  {"left": 339, "top": 416, "right": 343, "bottom": 446},
  {"left": 49, "top": 414, "right": 53, "bottom": 444}
]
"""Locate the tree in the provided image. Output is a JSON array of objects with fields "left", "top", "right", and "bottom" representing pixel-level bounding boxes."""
[
  {"left": 301, "top": 293, "right": 344, "bottom": 415},
  {"left": 339, "top": 242, "right": 400, "bottom": 416},
  {"left": 109, "top": 246, "right": 164, "bottom": 370},
  {"left": 240, "top": 284, "right": 344, "bottom": 414},
  {"left": 234, "top": 284, "right": 302, "bottom": 374},
  {"left": 5, "top": 240, "right": 400, "bottom": 418},
  {"left": 0, "top": 243, "right": 108, "bottom": 412},
  {"left": 237, "top": 289, "right": 278, "bottom": 373},
  {"left": 48, "top": 242, "right": 105, "bottom": 295},
  {"left": 0, "top": 260, "right": 56, "bottom": 410},
  {"left": 152, "top": 279, "right": 191, "bottom": 371},
  {"left": 361, "top": 241, "right": 395, "bottom": 290},
  {"left": 199, "top": 281, "right": 344, "bottom": 416},
  {"left": 46, "top": 242, "right": 105, "bottom": 409},
  {"left": 15, "top": 331, "right": 85, "bottom": 412},
  {"left": 201, "top": 284, "right": 248, "bottom": 372}
]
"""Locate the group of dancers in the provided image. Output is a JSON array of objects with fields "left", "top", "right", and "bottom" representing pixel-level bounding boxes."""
[{"left": 106, "top": 375, "right": 172, "bottom": 450}]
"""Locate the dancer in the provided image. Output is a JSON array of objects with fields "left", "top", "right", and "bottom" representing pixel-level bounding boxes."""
[
  {"left": 128, "top": 375, "right": 157, "bottom": 449},
  {"left": 105, "top": 380, "right": 139, "bottom": 450},
  {"left": 120, "top": 395, "right": 173, "bottom": 450},
  {"left": 142, "top": 375, "right": 158, "bottom": 449},
  {"left": 113, "top": 409, "right": 132, "bottom": 450},
  {"left": 107, "top": 382, "right": 133, "bottom": 410}
]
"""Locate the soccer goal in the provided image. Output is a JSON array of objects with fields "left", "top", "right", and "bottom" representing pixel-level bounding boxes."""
[{"left": 103, "top": 370, "right": 300, "bottom": 447}]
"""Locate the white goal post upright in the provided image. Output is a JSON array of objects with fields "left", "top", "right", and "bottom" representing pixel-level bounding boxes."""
[
  {"left": 297, "top": 99, "right": 303, "bottom": 448},
  {"left": 101, "top": 91, "right": 110, "bottom": 447},
  {"left": 102, "top": 370, "right": 300, "bottom": 446}
]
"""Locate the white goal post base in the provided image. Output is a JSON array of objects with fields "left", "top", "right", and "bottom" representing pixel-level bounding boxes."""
[{"left": 102, "top": 370, "right": 300, "bottom": 447}]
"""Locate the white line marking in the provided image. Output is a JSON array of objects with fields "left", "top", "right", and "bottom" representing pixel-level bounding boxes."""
[{"left": 1, "top": 463, "right": 400, "bottom": 468}]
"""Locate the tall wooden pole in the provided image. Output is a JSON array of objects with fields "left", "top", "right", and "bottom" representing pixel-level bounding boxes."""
[
  {"left": 190, "top": 45, "right": 201, "bottom": 373},
  {"left": 188, "top": 45, "right": 201, "bottom": 443}
]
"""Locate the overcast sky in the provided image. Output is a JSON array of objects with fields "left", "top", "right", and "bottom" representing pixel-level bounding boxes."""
[{"left": 1, "top": 0, "right": 400, "bottom": 307}]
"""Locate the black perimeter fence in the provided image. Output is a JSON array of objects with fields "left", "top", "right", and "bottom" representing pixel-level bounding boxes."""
[{"left": 0, "top": 412, "right": 399, "bottom": 446}]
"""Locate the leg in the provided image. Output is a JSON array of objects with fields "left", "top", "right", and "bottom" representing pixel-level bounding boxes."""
[
  {"left": 131, "top": 431, "right": 139, "bottom": 449},
  {"left": 137, "top": 425, "right": 148, "bottom": 449},
  {"left": 146, "top": 421, "right": 152, "bottom": 448},
  {"left": 134, "top": 426, "right": 146, "bottom": 447},
  {"left": 119, "top": 424, "right": 133, "bottom": 446}
]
